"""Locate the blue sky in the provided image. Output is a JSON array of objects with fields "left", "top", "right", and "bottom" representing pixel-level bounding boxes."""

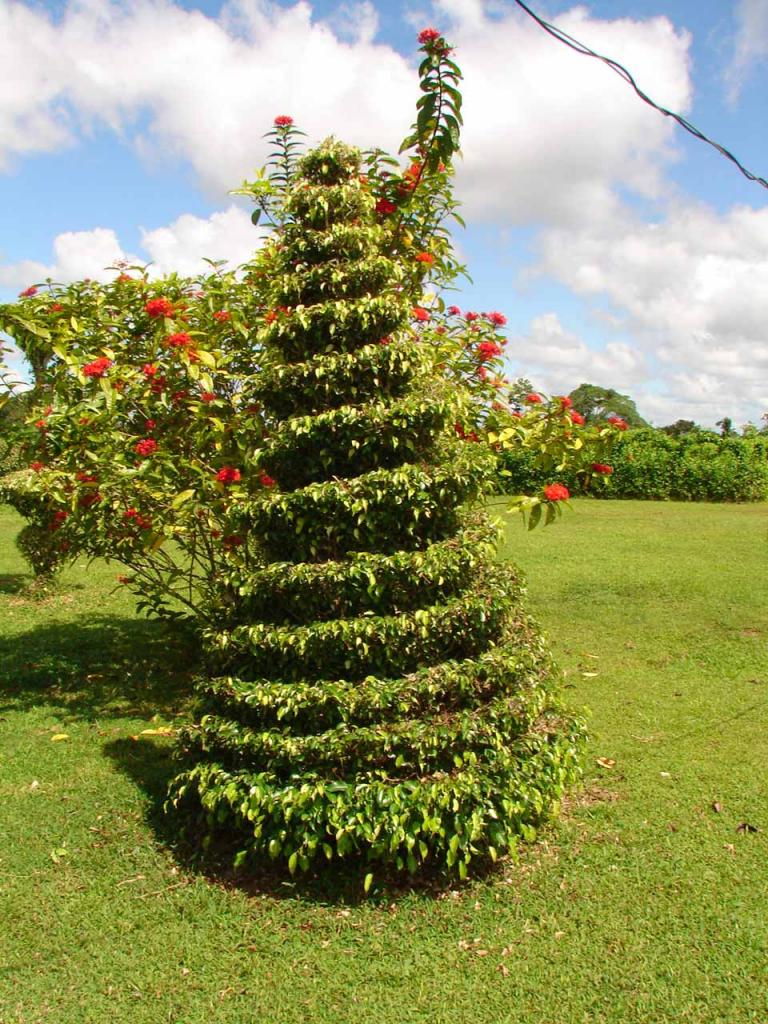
[{"left": 2, "top": 0, "right": 767, "bottom": 427}]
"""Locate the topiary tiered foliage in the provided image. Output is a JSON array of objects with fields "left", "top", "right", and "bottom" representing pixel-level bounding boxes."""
[{"left": 168, "top": 140, "right": 585, "bottom": 880}]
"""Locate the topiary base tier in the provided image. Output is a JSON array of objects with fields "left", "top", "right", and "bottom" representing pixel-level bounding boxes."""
[{"left": 167, "top": 139, "right": 585, "bottom": 879}]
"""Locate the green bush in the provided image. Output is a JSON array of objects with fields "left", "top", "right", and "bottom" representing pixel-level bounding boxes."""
[
  {"left": 167, "top": 139, "right": 584, "bottom": 881},
  {"left": 498, "top": 428, "right": 768, "bottom": 503}
]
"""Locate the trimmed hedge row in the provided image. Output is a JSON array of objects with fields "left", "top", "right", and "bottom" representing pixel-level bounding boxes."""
[{"left": 498, "top": 428, "right": 768, "bottom": 502}]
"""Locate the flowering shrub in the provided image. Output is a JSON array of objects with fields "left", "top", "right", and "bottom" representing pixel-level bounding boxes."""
[{"left": 0, "top": 265, "right": 271, "bottom": 613}]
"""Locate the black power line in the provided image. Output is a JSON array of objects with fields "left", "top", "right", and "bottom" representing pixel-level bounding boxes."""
[{"left": 512, "top": 0, "right": 768, "bottom": 191}]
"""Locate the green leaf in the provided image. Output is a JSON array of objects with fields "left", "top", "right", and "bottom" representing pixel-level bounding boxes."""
[{"left": 171, "top": 488, "right": 196, "bottom": 509}]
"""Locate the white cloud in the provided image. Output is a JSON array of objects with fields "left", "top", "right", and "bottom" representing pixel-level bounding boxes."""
[
  {"left": 0, "top": 228, "right": 129, "bottom": 289},
  {"left": 451, "top": 6, "right": 692, "bottom": 224},
  {"left": 140, "top": 205, "right": 262, "bottom": 276},
  {"left": 0, "top": 206, "right": 260, "bottom": 288},
  {"left": 505, "top": 311, "right": 648, "bottom": 397},
  {"left": 725, "top": 0, "right": 768, "bottom": 102},
  {"left": 0, "top": 0, "right": 691, "bottom": 226},
  {"left": 534, "top": 202, "right": 768, "bottom": 425}
]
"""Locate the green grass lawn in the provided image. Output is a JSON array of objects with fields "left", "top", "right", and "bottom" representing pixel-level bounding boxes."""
[{"left": 1, "top": 499, "right": 766, "bottom": 1024}]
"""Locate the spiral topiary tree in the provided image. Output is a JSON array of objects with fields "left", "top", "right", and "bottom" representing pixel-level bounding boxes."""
[{"left": 167, "top": 137, "right": 585, "bottom": 882}]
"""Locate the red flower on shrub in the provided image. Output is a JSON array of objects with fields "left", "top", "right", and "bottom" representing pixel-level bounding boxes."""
[
  {"left": 544, "top": 483, "right": 570, "bottom": 502},
  {"left": 116, "top": 273, "right": 133, "bottom": 283},
  {"left": 51, "top": 510, "right": 69, "bottom": 530},
  {"left": 75, "top": 471, "right": 97, "bottom": 483},
  {"left": 447, "top": 305, "right": 461, "bottom": 315},
  {"left": 559, "top": 396, "right": 573, "bottom": 409},
  {"left": 200, "top": 392, "right": 216, "bottom": 402},
  {"left": 167, "top": 332, "right": 193, "bottom": 349},
  {"left": 135, "top": 438, "right": 158, "bottom": 457},
  {"left": 418, "top": 27, "right": 441, "bottom": 44},
  {"left": 83, "top": 356, "right": 113, "bottom": 378},
  {"left": 223, "top": 534, "right": 244, "bottom": 548},
  {"left": 412, "top": 306, "right": 430, "bottom": 322},
  {"left": 570, "top": 411, "right": 585, "bottom": 425},
  {"left": 142, "top": 363, "right": 159, "bottom": 378},
  {"left": 608, "top": 416, "right": 629, "bottom": 431},
  {"left": 213, "top": 310, "right": 231, "bottom": 322},
  {"left": 30, "top": 461, "right": 44, "bottom": 472},
  {"left": 79, "top": 492, "right": 102, "bottom": 508},
  {"left": 486, "top": 311, "right": 507, "bottom": 326},
  {"left": 415, "top": 252, "right": 435, "bottom": 265},
  {"left": 259, "top": 470, "right": 276, "bottom": 488},
  {"left": 145, "top": 297, "right": 174, "bottom": 318},
  {"left": 375, "top": 198, "right": 397, "bottom": 215},
  {"left": 465, "top": 311, "right": 479, "bottom": 322},
  {"left": 525, "top": 393, "right": 542, "bottom": 404},
  {"left": 274, "top": 115, "right": 294, "bottom": 126},
  {"left": 48, "top": 303, "right": 64, "bottom": 313},
  {"left": 145, "top": 419, "right": 157, "bottom": 431},
  {"left": 591, "top": 463, "right": 614, "bottom": 475},
  {"left": 216, "top": 467, "right": 241, "bottom": 485},
  {"left": 19, "top": 286, "right": 38, "bottom": 297},
  {"left": 477, "top": 341, "right": 502, "bottom": 362}
]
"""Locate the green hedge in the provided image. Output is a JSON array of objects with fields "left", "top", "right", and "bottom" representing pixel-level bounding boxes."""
[{"left": 498, "top": 429, "right": 768, "bottom": 502}]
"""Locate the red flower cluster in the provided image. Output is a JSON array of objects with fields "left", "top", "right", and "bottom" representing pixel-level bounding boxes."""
[
  {"left": 415, "top": 252, "right": 435, "bottom": 265},
  {"left": 465, "top": 311, "right": 479, "bottom": 322},
  {"left": 544, "top": 483, "right": 570, "bottom": 502},
  {"left": 274, "top": 115, "right": 294, "bottom": 127},
  {"left": 135, "top": 438, "right": 158, "bottom": 457},
  {"left": 83, "top": 356, "right": 113, "bottom": 379},
  {"left": 216, "top": 467, "right": 241, "bottom": 485},
  {"left": 200, "top": 392, "right": 216, "bottom": 403},
  {"left": 477, "top": 341, "right": 502, "bottom": 362},
  {"left": 19, "top": 286, "right": 38, "bottom": 298},
  {"left": 447, "top": 305, "right": 461, "bottom": 316},
  {"left": 213, "top": 310, "right": 231, "bottom": 322},
  {"left": 412, "top": 306, "right": 430, "bottom": 322},
  {"left": 375, "top": 198, "right": 397, "bottom": 215},
  {"left": 116, "top": 273, "right": 133, "bottom": 283},
  {"left": 48, "top": 303, "right": 64, "bottom": 313},
  {"left": 259, "top": 470, "right": 276, "bottom": 488},
  {"left": 124, "top": 508, "right": 152, "bottom": 529},
  {"left": 559, "top": 396, "right": 573, "bottom": 409},
  {"left": 167, "top": 333, "right": 195, "bottom": 353},
  {"left": 142, "top": 363, "right": 159, "bottom": 378},
  {"left": 223, "top": 534, "right": 244, "bottom": 549},
  {"left": 525, "top": 393, "right": 542, "bottom": 405},
  {"left": 454, "top": 423, "right": 479, "bottom": 442},
  {"left": 51, "top": 509, "right": 69, "bottom": 530},
  {"left": 591, "top": 463, "right": 614, "bottom": 475},
  {"left": 486, "top": 311, "right": 507, "bottom": 326},
  {"left": 30, "top": 461, "right": 44, "bottom": 472},
  {"left": 570, "top": 411, "right": 585, "bottom": 426},
  {"left": 145, "top": 297, "right": 174, "bottom": 318},
  {"left": 79, "top": 491, "right": 102, "bottom": 508},
  {"left": 608, "top": 416, "right": 629, "bottom": 431},
  {"left": 76, "top": 471, "right": 97, "bottom": 483},
  {"left": 418, "top": 27, "right": 442, "bottom": 44}
]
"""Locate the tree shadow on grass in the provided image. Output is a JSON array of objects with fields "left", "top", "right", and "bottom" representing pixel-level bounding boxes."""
[
  {"left": 103, "top": 734, "right": 497, "bottom": 907},
  {"left": 0, "top": 614, "right": 200, "bottom": 721},
  {"left": 0, "top": 573, "right": 27, "bottom": 595}
]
